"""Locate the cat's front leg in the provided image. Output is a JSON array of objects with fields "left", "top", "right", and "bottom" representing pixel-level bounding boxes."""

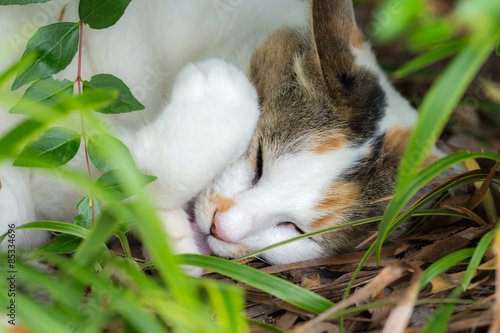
[
  {"left": 152, "top": 207, "right": 203, "bottom": 277},
  {"left": 127, "top": 58, "right": 260, "bottom": 209}
]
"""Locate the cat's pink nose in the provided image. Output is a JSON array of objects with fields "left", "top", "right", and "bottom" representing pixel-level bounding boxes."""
[{"left": 211, "top": 212, "right": 234, "bottom": 243}]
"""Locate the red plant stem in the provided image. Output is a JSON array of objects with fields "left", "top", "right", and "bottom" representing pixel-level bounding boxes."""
[
  {"left": 77, "top": 20, "right": 96, "bottom": 224},
  {"left": 77, "top": 20, "right": 83, "bottom": 94}
]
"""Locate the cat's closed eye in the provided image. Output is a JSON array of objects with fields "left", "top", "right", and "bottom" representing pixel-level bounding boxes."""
[{"left": 251, "top": 142, "right": 264, "bottom": 186}]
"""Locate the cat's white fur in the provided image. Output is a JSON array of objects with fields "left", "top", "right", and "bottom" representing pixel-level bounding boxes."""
[{"left": 0, "top": 0, "right": 305, "bottom": 265}]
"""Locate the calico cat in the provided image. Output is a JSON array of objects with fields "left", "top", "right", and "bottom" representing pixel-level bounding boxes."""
[
  {"left": 192, "top": 0, "right": 448, "bottom": 265},
  {"left": 0, "top": 0, "right": 444, "bottom": 270}
]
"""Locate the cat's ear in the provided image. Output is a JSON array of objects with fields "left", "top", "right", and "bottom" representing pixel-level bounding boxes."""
[
  {"left": 309, "top": 0, "right": 364, "bottom": 90},
  {"left": 306, "top": 0, "right": 385, "bottom": 140}
]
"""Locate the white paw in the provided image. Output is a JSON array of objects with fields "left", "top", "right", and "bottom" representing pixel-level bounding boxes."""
[
  {"left": 135, "top": 58, "right": 261, "bottom": 208},
  {"left": 170, "top": 58, "right": 260, "bottom": 160},
  {"left": 158, "top": 208, "right": 203, "bottom": 277}
]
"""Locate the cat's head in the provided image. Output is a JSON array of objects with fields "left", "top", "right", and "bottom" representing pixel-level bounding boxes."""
[{"left": 194, "top": 0, "right": 425, "bottom": 264}]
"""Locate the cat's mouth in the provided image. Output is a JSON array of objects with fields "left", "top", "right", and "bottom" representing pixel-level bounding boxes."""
[
  {"left": 276, "top": 222, "right": 305, "bottom": 235},
  {"left": 209, "top": 221, "right": 305, "bottom": 243}
]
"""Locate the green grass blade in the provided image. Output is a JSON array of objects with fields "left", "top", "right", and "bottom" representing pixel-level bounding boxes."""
[
  {"left": 423, "top": 230, "right": 495, "bottom": 332},
  {"left": 424, "top": 230, "right": 495, "bottom": 333},
  {"left": 0, "top": 221, "right": 89, "bottom": 245},
  {"left": 180, "top": 254, "right": 334, "bottom": 314},
  {"left": 115, "top": 231, "right": 132, "bottom": 258},
  {"left": 375, "top": 27, "right": 500, "bottom": 262},
  {"left": 72, "top": 211, "right": 120, "bottom": 265},
  {"left": 398, "top": 33, "right": 500, "bottom": 191},
  {"left": 460, "top": 230, "right": 495, "bottom": 288},
  {"left": 394, "top": 39, "right": 466, "bottom": 78},
  {"left": 202, "top": 279, "right": 248, "bottom": 333},
  {"left": 419, "top": 248, "right": 476, "bottom": 291},
  {"left": 376, "top": 151, "right": 500, "bottom": 261}
]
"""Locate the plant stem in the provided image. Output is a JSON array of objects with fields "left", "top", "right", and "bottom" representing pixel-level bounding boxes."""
[{"left": 77, "top": 20, "right": 96, "bottom": 224}]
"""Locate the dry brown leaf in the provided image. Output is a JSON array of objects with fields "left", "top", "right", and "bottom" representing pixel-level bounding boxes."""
[
  {"left": 480, "top": 77, "right": 500, "bottom": 104},
  {"left": 383, "top": 266, "right": 422, "bottom": 333},
  {"left": 294, "top": 322, "right": 340, "bottom": 333},
  {"left": 439, "top": 193, "right": 472, "bottom": 208},
  {"left": 260, "top": 245, "right": 398, "bottom": 275},
  {"left": 275, "top": 311, "right": 299, "bottom": 331},
  {"left": 429, "top": 274, "right": 460, "bottom": 294},
  {"left": 409, "top": 237, "right": 469, "bottom": 262},
  {"left": 478, "top": 258, "right": 496, "bottom": 271},
  {"left": 462, "top": 160, "right": 499, "bottom": 223},
  {"left": 467, "top": 272, "right": 491, "bottom": 290},
  {"left": 368, "top": 289, "right": 392, "bottom": 328},
  {"left": 301, "top": 274, "right": 322, "bottom": 289},
  {"left": 455, "top": 225, "right": 494, "bottom": 241},
  {"left": 443, "top": 205, "right": 488, "bottom": 226},
  {"left": 449, "top": 310, "right": 493, "bottom": 332},
  {"left": 295, "top": 265, "right": 407, "bottom": 333},
  {"left": 488, "top": 231, "right": 500, "bottom": 333}
]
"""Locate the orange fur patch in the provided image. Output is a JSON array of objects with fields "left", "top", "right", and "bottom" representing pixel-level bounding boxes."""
[
  {"left": 309, "top": 134, "right": 347, "bottom": 154},
  {"left": 210, "top": 192, "right": 236, "bottom": 214},
  {"left": 422, "top": 154, "right": 440, "bottom": 169},
  {"left": 385, "top": 127, "right": 412, "bottom": 156},
  {"left": 350, "top": 27, "right": 364, "bottom": 49},
  {"left": 385, "top": 127, "right": 440, "bottom": 170},
  {"left": 312, "top": 182, "right": 360, "bottom": 229}
]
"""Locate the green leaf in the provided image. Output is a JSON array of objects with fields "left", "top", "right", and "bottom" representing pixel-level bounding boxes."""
[
  {"left": 79, "top": 0, "right": 132, "bottom": 30},
  {"left": 30, "top": 233, "right": 83, "bottom": 257},
  {"left": 83, "top": 74, "right": 144, "bottom": 113},
  {"left": 88, "top": 134, "right": 135, "bottom": 171},
  {"left": 0, "top": 0, "right": 50, "bottom": 4},
  {"left": 0, "top": 91, "right": 115, "bottom": 163},
  {"left": 496, "top": 44, "right": 500, "bottom": 56},
  {"left": 12, "top": 22, "right": 79, "bottom": 90},
  {"left": 370, "top": 0, "right": 425, "bottom": 44},
  {"left": 13, "top": 127, "right": 81, "bottom": 168},
  {"left": 180, "top": 254, "right": 334, "bottom": 314},
  {"left": 62, "top": 87, "right": 118, "bottom": 111},
  {"left": 73, "top": 195, "right": 101, "bottom": 229},
  {"left": 95, "top": 170, "right": 157, "bottom": 200},
  {"left": 455, "top": 0, "right": 500, "bottom": 30},
  {"left": 408, "top": 20, "right": 453, "bottom": 50},
  {"left": 394, "top": 40, "right": 466, "bottom": 78},
  {"left": 10, "top": 77, "right": 74, "bottom": 115}
]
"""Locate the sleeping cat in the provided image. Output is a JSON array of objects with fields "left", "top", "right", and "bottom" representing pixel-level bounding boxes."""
[
  {"left": 0, "top": 0, "right": 444, "bottom": 269},
  {"left": 192, "top": 0, "right": 450, "bottom": 265}
]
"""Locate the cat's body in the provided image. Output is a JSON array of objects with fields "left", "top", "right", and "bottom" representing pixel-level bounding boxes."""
[{"left": 0, "top": 0, "right": 445, "bottom": 268}]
